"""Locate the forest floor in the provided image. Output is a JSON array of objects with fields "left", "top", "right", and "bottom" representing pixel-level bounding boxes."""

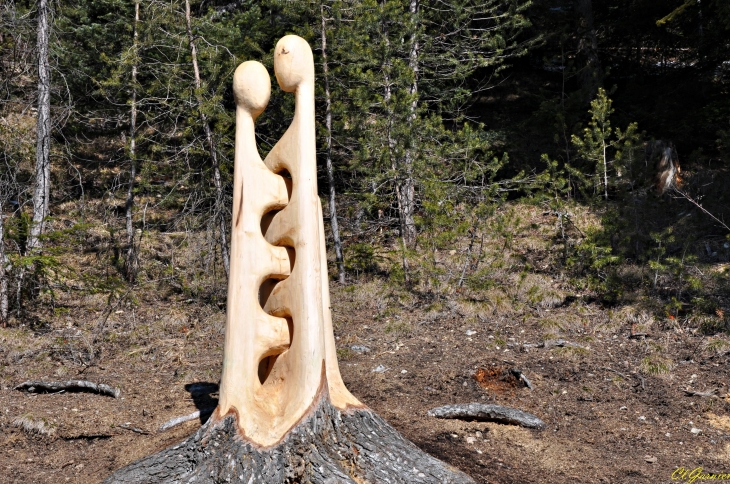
[{"left": 1, "top": 206, "right": 729, "bottom": 484}]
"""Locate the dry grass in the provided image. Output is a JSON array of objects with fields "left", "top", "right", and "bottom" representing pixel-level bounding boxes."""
[
  {"left": 513, "top": 273, "right": 566, "bottom": 309},
  {"left": 706, "top": 413, "right": 730, "bottom": 433},
  {"left": 640, "top": 355, "right": 674, "bottom": 376},
  {"left": 12, "top": 415, "right": 56, "bottom": 436}
]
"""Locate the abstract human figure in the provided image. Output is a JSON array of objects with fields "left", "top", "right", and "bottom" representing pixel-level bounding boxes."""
[
  {"left": 103, "top": 36, "right": 474, "bottom": 484},
  {"left": 217, "top": 36, "right": 360, "bottom": 446}
]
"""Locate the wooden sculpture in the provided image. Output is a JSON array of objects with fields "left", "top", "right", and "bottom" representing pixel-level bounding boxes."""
[{"left": 104, "top": 36, "right": 474, "bottom": 484}]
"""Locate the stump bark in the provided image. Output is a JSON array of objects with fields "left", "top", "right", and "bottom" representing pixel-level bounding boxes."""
[{"left": 104, "top": 388, "right": 474, "bottom": 484}]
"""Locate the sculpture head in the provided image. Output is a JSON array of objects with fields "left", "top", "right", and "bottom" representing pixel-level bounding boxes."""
[
  {"left": 233, "top": 61, "right": 271, "bottom": 119},
  {"left": 274, "top": 35, "right": 314, "bottom": 93}
]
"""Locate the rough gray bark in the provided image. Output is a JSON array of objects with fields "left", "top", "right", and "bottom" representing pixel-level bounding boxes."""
[
  {"left": 428, "top": 403, "right": 545, "bottom": 430},
  {"left": 28, "top": 0, "right": 51, "bottom": 253},
  {"left": 321, "top": 7, "right": 345, "bottom": 285},
  {"left": 124, "top": 0, "right": 140, "bottom": 283},
  {"left": 185, "top": 0, "right": 229, "bottom": 278},
  {"left": 104, "top": 395, "right": 475, "bottom": 484}
]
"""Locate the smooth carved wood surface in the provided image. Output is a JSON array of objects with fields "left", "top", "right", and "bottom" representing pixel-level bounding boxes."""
[{"left": 217, "top": 35, "right": 360, "bottom": 448}]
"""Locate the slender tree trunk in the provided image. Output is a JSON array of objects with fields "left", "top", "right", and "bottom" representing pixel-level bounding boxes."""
[
  {"left": 400, "top": 0, "right": 419, "bottom": 247},
  {"left": 383, "top": 53, "right": 410, "bottom": 286},
  {"left": 185, "top": 0, "right": 229, "bottom": 277},
  {"left": 602, "top": 138, "right": 608, "bottom": 200},
  {"left": 0, "top": 204, "right": 7, "bottom": 327},
  {"left": 575, "top": 0, "right": 603, "bottom": 100},
  {"left": 124, "top": 0, "right": 140, "bottom": 282},
  {"left": 28, "top": 0, "right": 51, "bottom": 253},
  {"left": 320, "top": 6, "right": 345, "bottom": 284}
]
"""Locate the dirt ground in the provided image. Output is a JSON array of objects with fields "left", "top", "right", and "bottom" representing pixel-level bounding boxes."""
[{"left": 1, "top": 280, "right": 729, "bottom": 484}]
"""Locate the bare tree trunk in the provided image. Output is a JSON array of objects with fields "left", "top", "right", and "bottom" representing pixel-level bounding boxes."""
[
  {"left": 320, "top": 6, "right": 345, "bottom": 284},
  {"left": 185, "top": 0, "right": 229, "bottom": 277},
  {"left": 383, "top": 56, "right": 410, "bottom": 286},
  {"left": 0, "top": 204, "right": 7, "bottom": 327},
  {"left": 602, "top": 137, "right": 608, "bottom": 200},
  {"left": 575, "top": 0, "right": 603, "bottom": 100},
  {"left": 400, "top": 0, "right": 419, "bottom": 247},
  {"left": 124, "top": 0, "right": 140, "bottom": 283},
  {"left": 28, "top": 0, "right": 51, "bottom": 253}
]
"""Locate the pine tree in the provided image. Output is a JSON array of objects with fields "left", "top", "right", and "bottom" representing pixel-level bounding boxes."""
[{"left": 324, "top": 0, "right": 533, "bottom": 282}]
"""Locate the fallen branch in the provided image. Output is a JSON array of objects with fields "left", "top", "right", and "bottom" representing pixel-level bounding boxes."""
[
  {"left": 542, "top": 339, "right": 586, "bottom": 350},
  {"left": 15, "top": 380, "right": 120, "bottom": 398},
  {"left": 672, "top": 187, "right": 730, "bottom": 234},
  {"left": 427, "top": 403, "right": 545, "bottom": 429},
  {"left": 159, "top": 407, "right": 215, "bottom": 432},
  {"left": 629, "top": 333, "right": 648, "bottom": 339},
  {"left": 684, "top": 388, "right": 718, "bottom": 398},
  {"left": 601, "top": 367, "right": 644, "bottom": 391},
  {"left": 601, "top": 367, "right": 629, "bottom": 380},
  {"left": 119, "top": 424, "right": 149, "bottom": 435}
]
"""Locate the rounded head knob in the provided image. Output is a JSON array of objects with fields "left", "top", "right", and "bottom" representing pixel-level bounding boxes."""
[
  {"left": 232, "top": 61, "right": 271, "bottom": 118},
  {"left": 274, "top": 35, "right": 314, "bottom": 93}
]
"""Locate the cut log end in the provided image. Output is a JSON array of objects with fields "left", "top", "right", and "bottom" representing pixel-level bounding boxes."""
[{"left": 104, "top": 395, "right": 475, "bottom": 484}]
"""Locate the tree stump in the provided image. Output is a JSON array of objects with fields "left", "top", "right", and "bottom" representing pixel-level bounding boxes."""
[
  {"left": 104, "top": 36, "right": 474, "bottom": 484},
  {"left": 104, "top": 380, "right": 473, "bottom": 483}
]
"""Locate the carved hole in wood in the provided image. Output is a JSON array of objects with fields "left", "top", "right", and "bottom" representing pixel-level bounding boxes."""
[
  {"left": 258, "top": 278, "right": 278, "bottom": 308},
  {"left": 260, "top": 209, "right": 278, "bottom": 236},
  {"left": 284, "top": 247, "right": 295, "bottom": 272},
  {"left": 278, "top": 169, "right": 293, "bottom": 200},
  {"left": 257, "top": 316, "right": 293, "bottom": 385},
  {"left": 257, "top": 354, "right": 278, "bottom": 384}
]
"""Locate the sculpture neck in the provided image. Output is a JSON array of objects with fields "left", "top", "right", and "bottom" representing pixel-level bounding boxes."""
[
  {"left": 235, "top": 109, "right": 256, "bottom": 145},
  {"left": 294, "top": 83, "right": 314, "bottom": 124}
]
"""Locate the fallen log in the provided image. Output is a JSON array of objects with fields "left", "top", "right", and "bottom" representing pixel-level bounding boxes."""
[
  {"left": 14, "top": 380, "right": 120, "bottom": 398},
  {"left": 428, "top": 403, "right": 545, "bottom": 429}
]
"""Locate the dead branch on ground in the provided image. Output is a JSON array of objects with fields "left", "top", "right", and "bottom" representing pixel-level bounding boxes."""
[{"left": 14, "top": 380, "right": 120, "bottom": 398}]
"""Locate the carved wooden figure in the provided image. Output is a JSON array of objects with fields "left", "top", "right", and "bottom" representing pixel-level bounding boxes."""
[{"left": 104, "top": 36, "right": 474, "bottom": 484}]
